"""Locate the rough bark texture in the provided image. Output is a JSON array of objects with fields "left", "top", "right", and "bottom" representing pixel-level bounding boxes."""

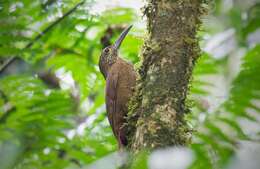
[{"left": 127, "top": 0, "right": 205, "bottom": 152}]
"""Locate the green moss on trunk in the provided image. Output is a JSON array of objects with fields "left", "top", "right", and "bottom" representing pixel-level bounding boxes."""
[{"left": 127, "top": 0, "right": 206, "bottom": 152}]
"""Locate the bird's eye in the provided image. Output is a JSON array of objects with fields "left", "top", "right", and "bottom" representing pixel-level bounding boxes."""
[{"left": 104, "top": 48, "right": 109, "bottom": 53}]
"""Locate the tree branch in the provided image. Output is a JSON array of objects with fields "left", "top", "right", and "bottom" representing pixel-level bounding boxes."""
[
  {"left": 128, "top": 0, "right": 205, "bottom": 151},
  {"left": 0, "top": 0, "right": 86, "bottom": 75},
  {"left": 0, "top": 90, "right": 16, "bottom": 123}
]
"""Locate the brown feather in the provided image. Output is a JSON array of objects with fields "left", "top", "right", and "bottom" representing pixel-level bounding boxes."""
[{"left": 105, "top": 57, "right": 136, "bottom": 147}]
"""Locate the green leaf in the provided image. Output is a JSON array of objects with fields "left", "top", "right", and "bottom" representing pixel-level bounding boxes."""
[{"left": 100, "top": 7, "right": 137, "bottom": 25}]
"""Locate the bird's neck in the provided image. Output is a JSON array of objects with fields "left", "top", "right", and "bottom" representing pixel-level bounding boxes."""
[
  {"left": 100, "top": 57, "right": 123, "bottom": 79},
  {"left": 99, "top": 63, "right": 109, "bottom": 79}
]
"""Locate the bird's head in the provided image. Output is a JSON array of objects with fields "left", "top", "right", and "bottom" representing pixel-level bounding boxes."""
[{"left": 99, "top": 25, "right": 132, "bottom": 78}]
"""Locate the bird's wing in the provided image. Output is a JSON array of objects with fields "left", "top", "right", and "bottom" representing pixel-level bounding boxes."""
[{"left": 105, "top": 72, "right": 118, "bottom": 137}]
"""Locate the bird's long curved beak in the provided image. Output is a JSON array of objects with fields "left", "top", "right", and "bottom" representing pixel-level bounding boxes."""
[{"left": 114, "top": 25, "right": 133, "bottom": 50}]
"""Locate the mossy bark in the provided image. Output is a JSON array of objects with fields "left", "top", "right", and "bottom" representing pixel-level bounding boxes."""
[{"left": 127, "top": 0, "right": 205, "bottom": 152}]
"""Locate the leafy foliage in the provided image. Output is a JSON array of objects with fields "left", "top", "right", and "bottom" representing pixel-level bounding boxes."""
[
  {"left": 224, "top": 45, "right": 260, "bottom": 120},
  {"left": 0, "top": 75, "right": 76, "bottom": 169},
  {"left": 190, "top": 45, "right": 260, "bottom": 169},
  {"left": 188, "top": 1, "right": 260, "bottom": 168},
  {"left": 0, "top": 0, "right": 142, "bottom": 168}
]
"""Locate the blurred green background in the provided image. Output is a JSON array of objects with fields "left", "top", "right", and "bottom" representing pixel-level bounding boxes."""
[{"left": 0, "top": 0, "right": 260, "bottom": 169}]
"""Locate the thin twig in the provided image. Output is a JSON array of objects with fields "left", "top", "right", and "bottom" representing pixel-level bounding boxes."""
[
  {"left": 0, "top": 0, "right": 85, "bottom": 74},
  {"left": 0, "top": 89, "right": 16, "bottom": 123}
]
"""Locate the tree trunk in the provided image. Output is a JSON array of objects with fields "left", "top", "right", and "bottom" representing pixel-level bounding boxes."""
[{"left": 127, "top": 0, "right": 205, "bottom": 152}]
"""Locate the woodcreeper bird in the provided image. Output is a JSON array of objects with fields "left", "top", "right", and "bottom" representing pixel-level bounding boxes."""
[{"left": 99, "top": 25, "right": 136, "bottom": 148}]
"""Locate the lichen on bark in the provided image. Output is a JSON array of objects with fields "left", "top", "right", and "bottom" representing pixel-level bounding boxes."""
[{"left": 127, "top": 0, "right": 207, "bottom": 152}]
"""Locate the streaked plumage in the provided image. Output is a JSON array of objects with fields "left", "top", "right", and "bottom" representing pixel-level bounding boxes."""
[{"left": 99, "top": 26, "right": 136, "bottom": 148}]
